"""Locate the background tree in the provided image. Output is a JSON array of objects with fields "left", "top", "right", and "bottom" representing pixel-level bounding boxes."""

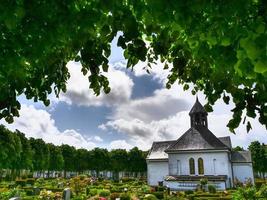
[
  {"left": 233, "top": 146, "right": 245, "bottom": 152},
  {"left": 60, "top": 144, "right": 76, "bottom": 177},
  {"left": 29, "top": 138, "right": 50, "bottom": 176},
  {"left": 0, "top": 125, "right": 148, "bottom": 179},
  {"left": 249, "top": 141, "right": 266, "bottom": 178},
  {"left": 74, "top": 148, "right": 89, "bottom": 174},
  {"left": 47, "top": 143, "right": 64, "bottom": 177},
  {"left": 91, "top": 148, "right": 110, "bottom": 177},
  {"left": 0, "top": 1, "right": 267, "bottom": 133},
  {"left": 110, "top": 149, "right": 128, "bottom": 180},
  {"left": 128, "top": 147, "right": 147, "bottom": 176},
  {"left": 15, "top": 130, "right": 33, "bottom": 175}
]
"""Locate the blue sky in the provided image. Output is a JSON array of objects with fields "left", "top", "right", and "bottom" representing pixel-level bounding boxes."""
[{"left": 2, "top": 36, "right": 267, "bottom": 150}]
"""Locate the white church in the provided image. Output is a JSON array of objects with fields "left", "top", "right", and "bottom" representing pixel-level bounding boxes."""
[{"left": 147, "top": 98, "right": 254, "bottom": 190}]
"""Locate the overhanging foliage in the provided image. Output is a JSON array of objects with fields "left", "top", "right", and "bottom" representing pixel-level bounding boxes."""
[{"left": 1, "top": 0, "right": 267, "bottom": 132}]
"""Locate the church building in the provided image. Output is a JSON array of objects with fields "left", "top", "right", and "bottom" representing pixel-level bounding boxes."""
[{"left": 147, "top": 98, "right": 254, "bottom": 190}]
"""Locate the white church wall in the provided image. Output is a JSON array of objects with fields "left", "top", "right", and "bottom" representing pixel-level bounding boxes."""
[
  {"left": 233, "top": 163, "right": 254, "bottom": 183},
  {"left": 147, "top": 160, "right": 169, "bottom": 186},
  {"left": 168, "top": 151, "right": 232, "bottom": 177}
]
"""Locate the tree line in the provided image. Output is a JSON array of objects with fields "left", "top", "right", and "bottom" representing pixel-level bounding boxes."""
[{"left": 0, "top": 125, "right": 147, "bottom": 180}]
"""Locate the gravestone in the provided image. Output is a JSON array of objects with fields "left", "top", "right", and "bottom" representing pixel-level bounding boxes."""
[
  {"left": 9, "top": 197, "right": 21, "bottom": 200},
  {"left": 63, "top": 188, "right": 71, "bottom": 200}
]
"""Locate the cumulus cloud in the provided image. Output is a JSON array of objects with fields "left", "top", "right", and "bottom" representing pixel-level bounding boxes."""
[
  {"left": 94, "top": 136, "right": 103, "bottom": 142},
  {"left": 109, "top": 140, "right": 133, "bottom": 150},
  {"left": 112, "top": 89, "right": 189, "bottom": 122},
  {"left": 113, "top": 60, "right": 170, "bottom": 84},
  {"left": 60, "top": 61, "right": 134, "bottom": 107},
  {"left": 2, "top": 104, "right": 96, "bottom": 149},
  {"left": 100, "top": 89, "right": 267, "bottom": 150}
]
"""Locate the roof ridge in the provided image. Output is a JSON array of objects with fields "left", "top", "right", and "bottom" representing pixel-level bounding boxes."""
[{"left": 165, "top": 128, "right": 193, "bottom": 151}]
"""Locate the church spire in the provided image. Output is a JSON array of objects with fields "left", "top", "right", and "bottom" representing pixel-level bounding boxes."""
[{"left": 189, "top": 97, "right": 208, "bottom": 128}]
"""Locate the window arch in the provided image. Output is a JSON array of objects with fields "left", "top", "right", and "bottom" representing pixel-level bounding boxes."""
[
  {"left": 189, "top": 158, "right": 195, "bottom": 175},
  {"left": 198, "top": 158, "right": 204, "bottom": 175}
]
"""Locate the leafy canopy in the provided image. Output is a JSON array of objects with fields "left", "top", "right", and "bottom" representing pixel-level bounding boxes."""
[{"left": 1, "top": 0, "right": 267, "bottom": 132}]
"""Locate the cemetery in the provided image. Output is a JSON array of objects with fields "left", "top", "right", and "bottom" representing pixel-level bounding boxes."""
[
  {"left": 1, "top": 1, "right": 267, "bottom": 200},
  {"left": 0, "top": 175, "right": 266, "bottom": 200}
]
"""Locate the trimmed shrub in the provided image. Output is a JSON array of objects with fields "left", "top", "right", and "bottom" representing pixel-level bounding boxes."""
[
  {"left": 110, "top": 186, "right": 121, "bottom": 193},
  {"left": 120, "top": 193, "right": 131, "bottom": 200},
  {"left": 15, "top": 179, "right": 27, "bottom": 187},
  {"left": 99, "top": 189, "right": 111, "bottom": 197},
  {"left": 89, "top": 188, "right": 98, "bottom": 196},
  {"left": 185, "top": 190, "right": 194, "bottom": 195},
  {"left": 121, "top": 177, "right": 135, "bottom": 182},
  {"left": 110, "top": 192, "right": 120, "bottom": 200},
  {"left": 144, "top": 194, "right": 158, "bottom": 200},
  {"left": 26, "top": 178, "right": 35, "bottom": 185},
  {"left": 208, "top": 184, "right": 216, "bottom": 193},
  {"left": 153, "top": 191, "right": 164, "bottom": 199},
  {"left": 79, "top": 175, "right": 86, "bottom": 180}
]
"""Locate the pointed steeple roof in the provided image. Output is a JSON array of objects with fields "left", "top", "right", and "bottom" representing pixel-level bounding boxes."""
[{"left": 189, "top": 97, "right": 207, "bottom": 116}]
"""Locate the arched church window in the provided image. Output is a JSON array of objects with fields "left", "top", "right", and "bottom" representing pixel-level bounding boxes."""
[
  {"left": 198, "top": 158, "right": 204, "bottom": 175},
  {"left": 189, "top": 158, "right": 195, "bottom": 175}
]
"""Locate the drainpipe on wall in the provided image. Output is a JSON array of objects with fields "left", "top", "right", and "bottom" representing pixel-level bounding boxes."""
[{"left": 228, "top": 151, "right": 234, "bottom": 188}]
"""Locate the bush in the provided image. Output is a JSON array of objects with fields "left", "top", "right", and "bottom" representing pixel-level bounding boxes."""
[
  {"left": 258, "top": 184, "right": 267, "bottom": 198},
  {"left": 26, "top": 178, "right": 35, "bottom": 185},
  {"left": 110, "top": 186, "right": 121, "bottom": 193},
  {"left": 156, "top": 186, "right": 165, "bottom": 192},
  {"left": 144, "top": 194, "right": 158, "bottom": 200},
  {"left": 208, "top": 184, "right": 216, "bottom": 193},
  {"left": 244, "top": 178, "right": 253, "bottom": 188},
  {"left": 120, "top": 193, "right": 131, "bottom": 200},
  {"left": 89, "top": 188, "right": 98, "bottom": 196},
  {"left": 110, "top": 192, "right": 120, "bottom": 200},
  {"left": 121, "top": 177, "right": 135, "bottom": 182},
  {"left": 153, "top": 191, "right": 164, "bottom": 199},
  {"left": 79, "top": 175, "right": 86, "bottom": 180},
  {"left": 233, "top": 177, "right": 243, "bottom": 188},
  {"left": 27, "top": 173, "right": 34, "bottom": 178},
  {"left": 15, "top": 179, "right": 26, "bottom": 187},
  {"left": 232, "top": 187, "right": 257, "bottom": 200},
  {"left": 185, "top": 190, "right": 194, "bottom": 195},
  {"left": 99, "top": 189, "right": 111, "bottom": 197}
]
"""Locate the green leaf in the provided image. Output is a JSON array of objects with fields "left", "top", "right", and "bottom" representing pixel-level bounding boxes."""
[
  {"left": 246, "top": 121, "right": 252, "bottom": 132},
  {"left": 254, "top": 60, "right": 267, "bottom": 74},
  {"left": 102, "top": 63, "right": 109, "bottom": 72}
]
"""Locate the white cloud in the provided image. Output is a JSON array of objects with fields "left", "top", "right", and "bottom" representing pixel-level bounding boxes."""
[
  {"left": 112, "top": 89, "right": 189, "bottom": 122},
  {"left": 2, "top": 104, "right": 96, "bottom": 150},
  {"left": 113, "top": 60, "right": 170, "bottom": 84},
  {"left": 94, "top": 136, "right": 103, "bottom": 142},
  {"left": 59, "top": 61, "right": 134, "bottom": 107},
  {"left": 109, "top": 140, "right": 133, "bottom": 150}
]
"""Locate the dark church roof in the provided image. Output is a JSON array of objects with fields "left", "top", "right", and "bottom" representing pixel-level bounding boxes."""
[
  {"left": 218, "top": 136, "right": 232, "bottom": 148},
  {"left": 165, "top": 126, "right": 229, "bottom": 152},
  {"left": 231, "top": 151, "right": 252, "bottom": 163},
  {"left": 147, "top": 140, "right": 176, "bottom": 160},
  {"left": 189, "top": 97, "right": 207, "bottom": 116}
]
